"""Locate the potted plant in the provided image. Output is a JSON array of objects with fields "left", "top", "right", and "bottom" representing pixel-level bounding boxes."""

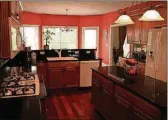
[{"left": 43, "top": 28, "right": 55, "bottom": 50}]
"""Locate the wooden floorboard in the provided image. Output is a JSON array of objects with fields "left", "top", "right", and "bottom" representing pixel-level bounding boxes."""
[{"left": 41, "top": 90, "right": 105, "bottom": 120}]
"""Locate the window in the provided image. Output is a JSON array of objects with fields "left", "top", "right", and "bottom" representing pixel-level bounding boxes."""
[
  {"left": 11, "top": 27, "right": 17, "bottom": 51},
  {"left": 20, "top": 26, "right": 39, "bottom": 50},
  {"left": 42, "top": 26, "right": 78, "bottom": 49},
  {"left": 82, "top": 27, "right": 99, "bottom": 56}
]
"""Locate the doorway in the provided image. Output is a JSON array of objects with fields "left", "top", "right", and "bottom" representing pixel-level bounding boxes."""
[
  {"left": 82, "top": 27, "right": 99, "bottom": 57},
  {"left": 109, "top": 25, "right": 128, "bottom": 66}
]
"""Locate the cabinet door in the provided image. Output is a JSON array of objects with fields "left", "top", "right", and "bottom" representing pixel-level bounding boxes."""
[
  {"left": 63, "top": 66, "right": 79, "bottom": 87},
  {"left": 114, "top": 94, "right": 132, "bottom": 120},
  {"left": 131, "top": 106, "right": 154, "bottom": 120},
  {"left": 141, "top": 21, "right": 151, "bottom": 45},
  {"left": 91, "top": 79, "right": 101, "bottom": 108},
  {"left": 134, "top": 19, "right": 141, "bottom": 44},
  {"left": 127, "top": 24, "right": 134, "bottom": 44},
  {"left": 101, "top": 87, "right": 116, "bottom": 120},
  {"left": 47, "top": 68, "right": 63, "bottom": 89}
]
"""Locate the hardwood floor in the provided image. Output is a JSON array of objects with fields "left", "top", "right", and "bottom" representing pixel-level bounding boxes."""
[{"left": 41, "top": 90, "right": 105, "bottom": 120}]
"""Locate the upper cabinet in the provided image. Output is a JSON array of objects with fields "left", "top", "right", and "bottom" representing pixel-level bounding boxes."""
[{"left": 127, "top": 2, "right": 167, "bottom": 45}]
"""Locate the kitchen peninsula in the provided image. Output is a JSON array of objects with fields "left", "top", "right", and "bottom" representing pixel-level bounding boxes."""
[
  {"left": 91, "top": 66, "right": 167, "bottom": 120},
  {"left": 36, "top": 49, "right": 102, "bottom": 89}
]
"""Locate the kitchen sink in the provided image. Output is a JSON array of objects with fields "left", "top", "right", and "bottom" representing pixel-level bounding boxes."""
[{"left": 47, "top": 57, "right": 78, "bottom": 61}]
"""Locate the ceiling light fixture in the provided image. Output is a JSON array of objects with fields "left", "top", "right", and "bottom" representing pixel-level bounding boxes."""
[
  {"left": 138, "top": 2, "right": 164, "bottom": 21},
  {"left": 60, "top": 9, "right": 73, "bottom": 32},
  {"left": 114, "top": 11, "right": 134, "bottom": 25}
]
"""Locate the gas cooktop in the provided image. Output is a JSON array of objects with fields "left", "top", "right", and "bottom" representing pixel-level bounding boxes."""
[{"left": 0, "top": 73, "right": 39, "bottom": 98}]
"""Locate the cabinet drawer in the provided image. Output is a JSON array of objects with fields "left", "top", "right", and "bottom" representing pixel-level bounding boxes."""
[
  {"left": 131, "top": 95, "right": 161, "bottom": 120},
  {"left": 101, "top": 78, "right": 114, "bottom": 93},
  {"left": 48, "top": 62, "right": 60, "bottom": 68},
  {"left": 115, "top": 85, "right": 134, "bottom": 103},
  {"left": 59, "top": 61, "right": 79, "bottom": 67}
]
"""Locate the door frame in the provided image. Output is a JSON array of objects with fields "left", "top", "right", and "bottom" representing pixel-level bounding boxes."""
[
  {"left": 109, "top": 24, "right": 126, "bottom": 66},
  {"left": 82, "top": 26, "right": 99, "bottom": 57}
]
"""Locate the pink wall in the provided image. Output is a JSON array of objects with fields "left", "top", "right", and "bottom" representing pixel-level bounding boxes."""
[
  {"left": 21, "top": 11, "right": 120, "bottom": 65},
  {"left": 21, "top": 1, "right": 167, "bottom": 65}
]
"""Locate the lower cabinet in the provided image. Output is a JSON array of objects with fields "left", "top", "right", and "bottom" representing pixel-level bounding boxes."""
[
  {"left": 114, "top": 94, "right": 132, "bottom": 120},
  {"left": 63, "top": 66, "right": 79, "bottom": 87},
  {"left": 92, "top": 71, "right": 162, "bottom": 120},
  {"left": 131, "top": 106, "right": 154, "bottom": 120},
  {"left": 48, "top": 67, "right": 63, "bottom": 89},
  {"left": 47, "top": 61, "right": 79, "bottom": 89},
  {"left": 91, "top": 79, "right": 101, "bottom": 108}
]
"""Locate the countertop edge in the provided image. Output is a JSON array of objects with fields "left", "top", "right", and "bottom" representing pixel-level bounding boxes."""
[{"left": 91, "top": 68, "right": 167, "bottom": 109}]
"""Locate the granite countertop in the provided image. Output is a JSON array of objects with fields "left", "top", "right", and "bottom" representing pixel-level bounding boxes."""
[{"left": 92, "top": 66, "right": 167, "bottom": 109}]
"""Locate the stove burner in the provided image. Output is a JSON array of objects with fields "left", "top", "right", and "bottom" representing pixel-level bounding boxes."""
[{"left": 0, "top": 72, "right": 36, "bottom": 97}]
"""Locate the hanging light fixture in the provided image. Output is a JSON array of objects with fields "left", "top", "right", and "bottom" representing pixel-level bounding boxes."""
[
  {"left": 114, "top": 11, "right": 134, "bottom": 25},
  {"left": 60, "top": 9, "right": 74, "bottom": 32},
  {"left": 138, "top": 2, "right": 164, "bottom": 21}
]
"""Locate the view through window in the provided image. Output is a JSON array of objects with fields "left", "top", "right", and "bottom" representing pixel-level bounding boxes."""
[
  {"left": 20, "top": 26, "right": 39, "bottom": 50},
  {"left": 42, "top": 26, "right": 78, "bottom": 49},
  {"left": 82, "top": 27, "right": 99, "bottom": 56}
]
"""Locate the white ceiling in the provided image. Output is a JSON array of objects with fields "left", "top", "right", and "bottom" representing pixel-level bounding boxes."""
[{"left": 22, "top": 1, "right": 135, "bottom": 15}]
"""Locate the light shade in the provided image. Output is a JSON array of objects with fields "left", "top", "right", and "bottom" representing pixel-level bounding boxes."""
[
  {"left": 139, "top": 9, "right": 164, "bottom": 21},
  {"left": 114, "top": 15, "right": 134, "bottom": 25}
]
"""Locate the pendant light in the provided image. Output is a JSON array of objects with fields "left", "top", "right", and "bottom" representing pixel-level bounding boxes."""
[
  {"left": 139, "top": 2, "right": 164, "bottom": 21},
  {"left": 60, "top": 9, "right": 74, "bottom": 32},
  {"left": 114, "top": 3, "right": 135, "bottom": 25},
  {"left": 114, "top": 12, "right": 134, "bottom": 25}
]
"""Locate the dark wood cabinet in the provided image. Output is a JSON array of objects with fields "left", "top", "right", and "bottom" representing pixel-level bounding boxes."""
[
  {"left": 63, "top": 66, "right": 79, "bottom": 87},
  {"left": 48, "top": 67, "right": 63, "bottom": 89},
  {"left": 91, "top": 79, "right": 101, "bottom": 108},
  {"left": 114, "top": 94, "right": 132, "bottom": 120},
  {"left": 47, "top": 61, "right": 79, "bottom": 89},
  {"left": 91, "top": 71, "right": 162, "bottom": 120},
  {"left": 131, "top": 106, "right": 154, "bottom": 120}
]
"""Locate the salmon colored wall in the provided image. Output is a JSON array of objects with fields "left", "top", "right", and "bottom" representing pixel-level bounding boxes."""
[
  {"left": 21, "top": 1, "right": 167, "bottom": 65},
  {"left": 21, "top": 12, "right": 103, "bottom": 57}
]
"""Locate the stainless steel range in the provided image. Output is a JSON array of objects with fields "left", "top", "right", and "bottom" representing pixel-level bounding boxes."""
[{"left": 0, "top": 72, "right": 39, "bottom": 98}]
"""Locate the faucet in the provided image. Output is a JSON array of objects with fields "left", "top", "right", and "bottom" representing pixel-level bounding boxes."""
[{"left": 55, "top": 49, "right": 62, "bottom": 58}]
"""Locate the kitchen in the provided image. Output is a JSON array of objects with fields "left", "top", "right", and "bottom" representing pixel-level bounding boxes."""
[{"left": 0, "top": 1, "right": 167, "bottom": 120}]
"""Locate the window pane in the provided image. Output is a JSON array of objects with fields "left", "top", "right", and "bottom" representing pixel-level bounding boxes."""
[
  {"left": 84, "top": 29, "right": 97, "bottom": 49},
  {"left": 11, "top": 27, "right": 17, "bottom": 50},
  {"left": 20, "top": 26, "right": 39, "bottom": 50},
  {"left": 43, "top": 27, "right": 77, "bottom": 49}
]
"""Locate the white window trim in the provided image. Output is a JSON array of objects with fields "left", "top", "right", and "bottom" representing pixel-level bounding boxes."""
[
  {"left": 42, "top": 26, "right": 78, "bottom": 49},
  {"left": 82, "top": 26, "right": 99, "bottom": 57},
  {"left": 20, "top": 24, "right": 40, "bottom": 49}
]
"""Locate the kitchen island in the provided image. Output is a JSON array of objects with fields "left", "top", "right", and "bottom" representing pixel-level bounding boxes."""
[{"left": 91, "top": 66, "right": 167, "bottom": 120}]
